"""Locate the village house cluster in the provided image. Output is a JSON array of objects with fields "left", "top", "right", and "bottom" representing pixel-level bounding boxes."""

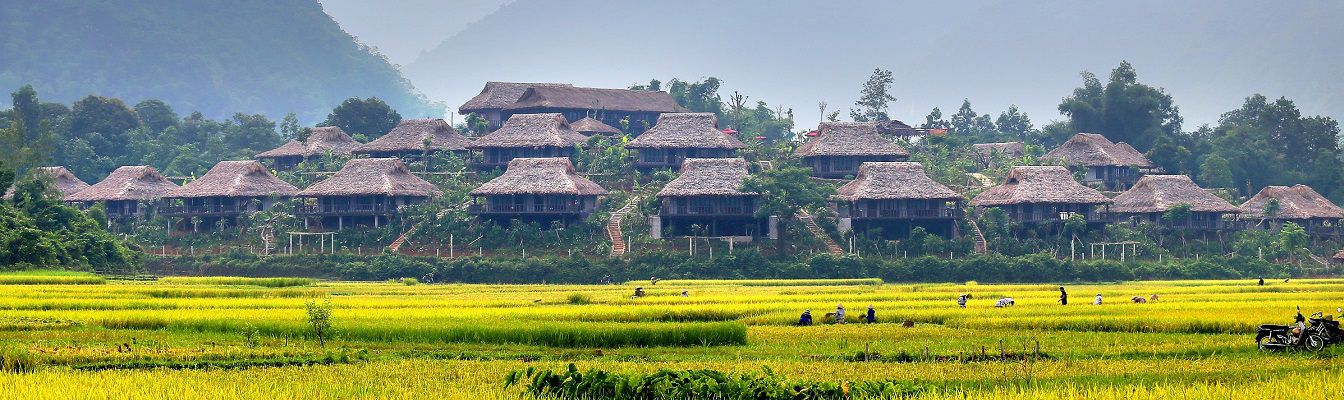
[{"left": 20, "top": 82, "right": 1344, "bottom": 248}]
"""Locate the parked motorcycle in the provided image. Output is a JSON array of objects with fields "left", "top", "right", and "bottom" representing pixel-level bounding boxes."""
[
  {"left": 1257, "top": 307, "right": 1326, "bottom": 352},
  {"left": 1306, "top": 307, "right": 1344, "bottom": 347}
]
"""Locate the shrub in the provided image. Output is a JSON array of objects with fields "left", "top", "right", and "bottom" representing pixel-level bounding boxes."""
[{"left": 566, "top": 293, "right": 592, "bottom": 304}]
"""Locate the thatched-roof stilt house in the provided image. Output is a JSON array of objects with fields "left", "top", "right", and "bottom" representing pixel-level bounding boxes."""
[
  {"left": 833, "top": 162, "right": 963, "bottom": 239},
  {"left": 569, "top": 117, "right": 622, "bottom": 137},
  {"left": 468, "top": 158, "right": 608, "bottom": 227},
  {"left": 501, "top": 86, "right": 688, "bottom": 132},
  {"left": 627, "top": 113, "right": 744, "bottom": 170},
  {"left": 467, "top": 113, "right": 588, "bottom": 170},
  {"left": 66, "top": 166, "right": 178, "bottom": 221},
  {"left": 352, "top": 119, "right": 471, "bottom": 160},
  {"left": 1045, "top": 133, "right": 1156, "bottom": 191},
  {"left": 296, "top": 158, "right": 441, "bottom": 230},
  {"left": 160, "top": 161, "right": 300, "bottom": 232},
  {"left": 1109, "top": 175, "right": 1241, "bottom": 231},
  {"left": 458, "top": 82, "right": 574, "bottom": 130},
  {"left": 3, "top": 166, "right": 89, "bottom": 201},
  {"left": 1240, "top": 184, "right": 1344, "bottom": 237},
  {"left": 255, "top": 127, "right": 359, "bottom": 170},
  {"left": 654, "top": 158, "right": 771, "bottom": 239},
  {"left": 795, "top": 122, "right": 910, "bottom": 178},
  {"left": 970, "top": 166, "right": 1111, "bottom": 227}
]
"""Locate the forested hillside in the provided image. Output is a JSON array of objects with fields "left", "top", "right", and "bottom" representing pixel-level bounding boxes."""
[{"left": 0, "top": 0, "right": 439, "bottom": 123}]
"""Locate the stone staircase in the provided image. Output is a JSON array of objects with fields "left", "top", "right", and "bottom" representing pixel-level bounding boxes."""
[
  {"left": 607, "top": 196, "right": 641, "bottom": 256},
  {"left": 797, "top": 209, "right": 843, "bottom": 255},
  {"left": 967, "top": 218, "right": 988, "bottom": 254}
]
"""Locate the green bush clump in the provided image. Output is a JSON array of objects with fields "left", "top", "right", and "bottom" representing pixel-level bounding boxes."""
[
  {"left": 506, "top": 364, "right": 933, "bottom": 399},
  {"left": 158, "top": 277, "right": 317, "bottom": 287}
]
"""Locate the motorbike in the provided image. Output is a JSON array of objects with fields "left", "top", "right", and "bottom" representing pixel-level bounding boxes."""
[
  {"left": 1306, "top": 307, "right": 1344, "bottom": 347},
  {"left": 1257, "top": 307, "right": 1326, "bottom": 352}
]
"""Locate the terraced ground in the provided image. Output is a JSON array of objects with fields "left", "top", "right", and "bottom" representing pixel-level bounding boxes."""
[{"left": 2, "top": 273, "right": 1344, "bottom": 399}]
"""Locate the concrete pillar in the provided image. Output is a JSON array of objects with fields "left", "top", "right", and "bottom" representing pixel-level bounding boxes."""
[
  {"left": 649, "top": 216, "right": 662, "bottom": 239},
  {"left": 768, "top": 216, "right": 780, "bottom": 240}
]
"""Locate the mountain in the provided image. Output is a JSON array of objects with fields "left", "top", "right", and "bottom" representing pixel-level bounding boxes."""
[
  {"left": 402, "top": 0, "right": 1344, "bottom": 129},
  {"left": 0, "top": 0, "right": 440, "bottom": 123}
]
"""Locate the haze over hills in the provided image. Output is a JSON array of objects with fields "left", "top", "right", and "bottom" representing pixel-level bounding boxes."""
[
  {"left": 400, "top": 0, "right": 1344, "bottom": 129},
  {"left": 0, "top": 0, "right": 439, "bottom": 124}
]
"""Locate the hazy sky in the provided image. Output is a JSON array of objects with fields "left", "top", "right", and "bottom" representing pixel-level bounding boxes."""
[
  {"left": 319, "top": 0, "right": 511, "bottom": 65},
  {"left": 319, "top": 1, "right": 1342, "bottom": 131}
]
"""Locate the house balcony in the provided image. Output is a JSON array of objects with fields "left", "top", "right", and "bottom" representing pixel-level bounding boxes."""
[
  {"left": 847, "top": 207, "right": 963, "bottom": 220},
  {"left": 295, "top": 204, "right": 399, "bottom": 217},
  {"left": 159, "top": 205, "right": 254, "bottom": 217},
  {"left": 468, "top": 204, "right": 586, "bottom": 215},
  {"left": 660, "top": 206, "right": 755, "bottom": 217}
]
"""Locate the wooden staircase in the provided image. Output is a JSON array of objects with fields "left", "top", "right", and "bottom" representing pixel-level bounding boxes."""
[
  {"left": 606, "top": 196, "right": 641, "bottom": 256},
  {"left": 797, "top": 209, "right": 843, "bottom": 255},
  {"left": 967, "top": 218, "right": 988, "bottom": 254}
]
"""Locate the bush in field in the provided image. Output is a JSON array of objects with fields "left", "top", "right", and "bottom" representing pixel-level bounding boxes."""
[
  {"left": 0, "top": 347, "right": 39, "bottom": 373},
  {"left": 566, "top": 293, "right": 591, "bottom": 304},
  {"left": 305, "top": 300, "right": 333, "bottom": 347},
  {"left": 506, "top": 364, "right": 932, "bottom": 399},
  {"left": 159, "top": 277, "right": 316, "bottom": 287},
  {"left": 399, "top": 277, "right": 419, "bottom": 286}
]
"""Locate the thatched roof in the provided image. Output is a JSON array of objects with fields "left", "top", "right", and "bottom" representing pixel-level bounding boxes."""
[
  {"left": 458, "top": 82, "right": 573, "bottom": 113},
  {"left": 4, "top": 166, "right": 89, "bottom": 200},
  {"left": 165, "top": 161, "right": 299, "bottom": 199},
  {"left": 1044, "top": 133, "right": 1155, "bottom": 168},
  {"left": 973, "top": 142, "right": 1026, "bottom": 158},
  {"left": 470, "top": 158, "right": 608, "bottom": 196},
  {"left": 876, "top": 119, "right": 918, "bottom": 136},
  {"left": 569, "top": 117, "right": 621, "bottom": 135},
  {"left": 835, "top": 162, "right": 960, "bottom": 201},
  {"left": 1110, "top": 175, "right": 1238, "bottom": 214},
  {"left": 657, "top": 158, "right": 757, "bottom": 197},
  {"left": 504, "top": 86, "right": 689, "bottom": 113},
  {"left": 627, "top": 113, "right": 745, "bottom": 149},
  {"left": 1333, "top": 249, "right": 1344, "bottom": 261},
  {"left": 256, "top": 127, "right": 359, "bottom": 159},
  {"left": 66, "top": 166, "right": 178, "bottom": 202},
  {"left": 468, "top": 113, "right": 588, "bottom": 149},
  {"left": 1239, "top": 184, "right": 1344, "bottom": 220},
  {"left": 353, "top": 119, "right": 470, "bottom": 155},
  {"left": 299, "top": 158, "right": 441, "bottom": 197},
  {"left": 795, "top": 122, "right": 909, "bottom": 157},
  {"left": 970, "top": 166, "right": 1111, "bottom": 206}
]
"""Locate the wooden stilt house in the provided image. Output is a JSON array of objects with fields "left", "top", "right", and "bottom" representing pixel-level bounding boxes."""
[
  {"left": 65, "top": 166, "right": 178, "bottom": 221},
  {"left": 795, "top": 122, "right": 910, "bottom": 179},
  {"left": 833, "top": 162, "right": 964, "bottom": 239},
  {"left": 296, "top": 158, "right": 441, "bottom": 230},
  {"left": 159, "top": 160, "right": 300, "bottom": 232},
  {"left": 1109, "top": 175, "right": 1242, "bottom": 231},
  {"left": 626, "top": 113, "right": 744, "bottom": 170},
  {"left": 467, "top": 113, "right": 588, "bottom": 170},
  {"left": 468, "top": 158, "right": 608, "bottom": 227},
  {"left": 970, "top": 166, "right": 1111, "bottom": 227}
]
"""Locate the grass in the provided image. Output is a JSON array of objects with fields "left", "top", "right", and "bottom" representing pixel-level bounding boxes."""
[
  {"left": 0, "top": 270, "right": 105, "bottom": 285},
  {"left": 156, "top": 277, "right": 317, "bottom": 287},
  {"left": 1, "top": 277, "right": 1343, "bottom": 398}
]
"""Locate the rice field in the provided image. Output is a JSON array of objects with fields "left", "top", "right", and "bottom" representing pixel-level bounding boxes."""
[{"left": 2, "top": 274, "right": 1344, "bottom": 399}]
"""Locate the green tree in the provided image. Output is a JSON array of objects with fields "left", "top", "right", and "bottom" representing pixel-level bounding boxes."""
[
  {"left": 921, "top": 107, "right": 949, "bottom": 129},
  {"left": 0, "top": 160, "right": 14, "bottom": 198},
  {"left": 323, "top": 97, "right": 402, "bottom": 139},
  {"left": 1275, "top": 222, "right": 1308, "bottom": 261},
  {"left": 10, "top": 85, "right": 40, "bottom": 141},
  {"left": 666, "top": 77, "right": 723, "bottom": 114},
  {"left": 133, "top": 99, "right": 179, "bottom": 133},
  {"left": 280, "top": 112, "right": 302, "bottom": 141},
  {"left": 1161, "top": 203, "right": 1193, "bottom": 223},
  {"left": 742, "top": 166, "right": 835, "bottom": 220},
  {"left": 995, "top": 105, "right": 1034, "bottom": 142},
  {"left": 1058, "top": 61, "right": 1181, "bottom": 152},
  {"left": 1197, "top": 154, "right": 1233, "bottom": 188},
  {"left": 70, "top": 95, "right": 140, "bottom": 156},
  {"left": 850, "top": 68, "right": 896, "bottom": 122}
]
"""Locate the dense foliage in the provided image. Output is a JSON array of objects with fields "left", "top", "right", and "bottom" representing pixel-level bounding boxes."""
[
  {"left": 0, "top": 0, "right": 439, "bottom": 124},
  {"left": 507, "top": 364, "right": 932, "bottom": 400},
  {"left": 0, "top": 168, "right": 137, "bottom": 272}
]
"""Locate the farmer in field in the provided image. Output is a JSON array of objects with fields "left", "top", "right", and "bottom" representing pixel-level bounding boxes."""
[
  {"left": 957, "top": 294, "right": 968, "bottom": 308},
  {"left": 798, "top": 310, "right": 813, "bottom": 326},
  {"left": 1131, "top": 296, "right": 1147, "bottom": 303},
  {"left": 1094, "top": 293, "right": 1103, "bottom": 305},
  {"left": 1258, "top": 277, "right": 1264, "bottom": 286},
  {"left": 632, "top": 287, "right": 645, "bottom": 298},
  {"left": 865, "top": 305, "right": 876, "bottom": 323},
  {"left": 1058, "top": 286, "right": 1068, "bottom": 305},
  {"left": 995, "top": 297, "right": 1014, "bottom": 307},
  {"left": 834, "top": 304, "right": 846, "bottom": 324}
]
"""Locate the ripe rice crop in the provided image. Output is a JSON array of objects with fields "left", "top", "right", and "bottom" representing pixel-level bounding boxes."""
[
  {"left": 157, "top": 277, "right": 317, "bottom": 287},
  {"left": 0, "top": 270, "right": 105, "bottom": 285}
]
